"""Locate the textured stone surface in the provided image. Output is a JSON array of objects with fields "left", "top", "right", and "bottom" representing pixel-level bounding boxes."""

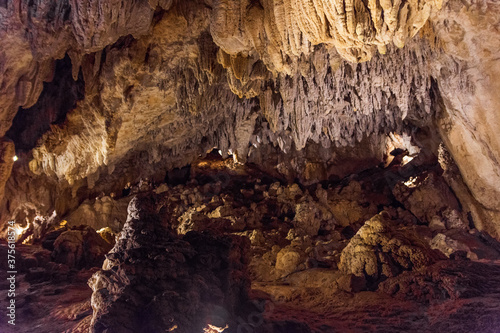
[
  {"left": 0, "top": 0, "right": 500, "bottom": 331},
  {"left": 392, "top": 171, "right": 460, "bottom": 224},
  {"left": 66, "top": 196, "right": 130, "bottom": 232},
  {"left": 52, "top": 225, "right": 112, "bottom": 269},
  {"left": 88, "top": 196, "right": 251, "bottom": 333},
  {"left": 2, "top": 158, "right": 500, "bottom": 332},
  {"left": 0, "top": 0, "right": 498, "bottom": 244},
  {"left": 338, "top": 213, "right": 444, "bottom": 285}
]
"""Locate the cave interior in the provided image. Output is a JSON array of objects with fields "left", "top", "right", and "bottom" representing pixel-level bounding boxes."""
[{"left": 1, "top": 0, "right": 500, "bottom": 332}]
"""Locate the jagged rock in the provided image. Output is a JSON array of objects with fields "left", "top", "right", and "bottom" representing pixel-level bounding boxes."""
[
  {"left": 0, "top": 0, "right": 498, "bottom": 246},
  {"left": 392, "top": 171, "right": 460, "bottom": 224},
  {"left": 429, "top": 215, "right": 447, "bottom": 231},
  {"left": 430, "top": 230, "right": 500, "bottom": 260},
  {"left": 52, "top": 225, "right": 112, "bottom": 269},
  {"left": 379, "top": 260, "right": 500, "bottom": 303},
  {"left": 339, "top": 213, "right": 444, "bottom": 284},
  {"left": 323, "top": 179, "right": 378, "bottom": 227},
  {"left": 88, "top": 196, "right": 251, "bottom": 333},
  {"left": 442, "top": 208, "right": 469, "bottom": 230},
  {"left": 328, "top": 199, "right": 373, "bottom": 227},
  {"left": 0, "top": 2, "right": 500, "bottom": 332},
  {"left": 292, "top": 202, "right": 322, "bottom": 236}
]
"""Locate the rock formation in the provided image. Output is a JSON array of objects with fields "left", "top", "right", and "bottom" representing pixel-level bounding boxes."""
[
  {"left": 1, "top": 0, "right": 500, "bottom": 332},
  {"left": 89, "top": 196, "right": 250, "bottom": 333},
  {"left": 2, "top": 155, "right": 500, "bottom": 332}
]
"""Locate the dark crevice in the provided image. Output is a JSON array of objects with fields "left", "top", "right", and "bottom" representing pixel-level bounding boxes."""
[{"left": 6, "top": 54, "right": 85, "bottom": 153}]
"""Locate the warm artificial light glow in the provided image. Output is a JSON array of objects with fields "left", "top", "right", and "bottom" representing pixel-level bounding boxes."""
[
  {"left": 203, "top": 324, "right": 228, "bottom": 333},
  {"left": 22, "top": 234, "right": 34, "bottom": 245},
  {"left": 13, "top": 155, "right": 18, "bottom": 162},
  {"left": 402, "top": 155, "right": 414, "bottom": 165},
  {"left": 404, "top": 177, "right": 418, "bottom": 188},
  {"left": 11, "top": 223, "right": 30, "bottom": 242},
  {"left": 55, "top": 219, "right": 67, "bottom": 230}
]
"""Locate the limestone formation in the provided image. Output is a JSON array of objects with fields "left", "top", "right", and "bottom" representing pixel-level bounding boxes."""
[
  {"left": 2, "top": 155, "right": 500, "bottom": 332},
  {"left": 1, "top": 0, "right": 500, "bottom": 332},
  {"left": 52, "top": 225, "right": 112, "bottom": 269},
  {"left": 338, "top": 213, "right": 444, "bottom": 284},
  {"left": 88, "top": 196, "right": 250, "bottom": 333}
]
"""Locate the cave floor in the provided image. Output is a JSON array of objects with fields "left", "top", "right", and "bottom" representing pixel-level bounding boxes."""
[
  {"left": 2, "top": 252, "right": 500, "bottom": 333},
  {"left": 2, "top": 157, "right": 500, "bottom": 332},
  {"left": 253, "top": 261, "right": 500, "bottom": 332}
]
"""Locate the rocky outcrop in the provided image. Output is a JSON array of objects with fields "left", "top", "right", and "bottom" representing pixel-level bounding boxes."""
[
  {"left": 392, "top": 170, "right": 461, "bottom": 224},
  {"left": 338, "top": 213, "right": 445, "bottom": 285},
  {"left": 430, "top": 1, "right": 500, "bottom": 238},
  {"left": 3, "top": 155, "right": 500, "bottom": 332},
  {"left": 88, "top": 196, "right": 251, "bottom": 333},
  {"left": 65, "top": 195, "right": 130, "bottom": 232},
  {"left": 430, "top": 229, "right": 500, "bottom": 260},
  {"left": 379, "top": 259, "right": 500, "bottom": 303},
  {"left": 0, "top": 0, "right": 498, "bottom": 243},
  {"left": 1, "top": 3, "right": 500, "bottom": 333},
  {"left": 52, "top": 225, "right": 112, "bottom": 269}
]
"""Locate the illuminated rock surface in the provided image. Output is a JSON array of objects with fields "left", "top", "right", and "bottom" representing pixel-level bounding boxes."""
[{"left": 0, "top": 0, "right": 500, "bottom": 332}]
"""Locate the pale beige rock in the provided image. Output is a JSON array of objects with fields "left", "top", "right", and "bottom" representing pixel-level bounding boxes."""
[
  {"left": 66, "top": 196, "right": 130, "bottom": 232},
  {"left": 429, "top": 1, "right": 500, "bottom": 238},
  {"left": 339, "top": 213, "right": 443, "bottom": 282},
  {"left": 1, "top": 0, "right": 500, "bottom": 245},
  {"left": 275, "top": 246, "right": 303, "bottom": 276}
]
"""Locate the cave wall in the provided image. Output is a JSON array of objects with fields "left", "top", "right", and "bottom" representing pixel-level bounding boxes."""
[
  {"left": 0, "top": 0, "right": 499, "bottom": 238},
  {"left": 431, "top": 1, "right": 500, "bottom": 237}
]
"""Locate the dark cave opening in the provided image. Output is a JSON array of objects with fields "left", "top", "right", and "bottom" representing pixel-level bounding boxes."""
[{"left": 6, "top": 54, "right": 85, "bottom": 153}]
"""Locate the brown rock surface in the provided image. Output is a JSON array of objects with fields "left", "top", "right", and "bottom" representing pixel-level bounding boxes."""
[
  {"left": 0, "top": 1, "right": 498, "bottom": 242},
  {"left": 88, "top": 196, "right": 251, "bottom": 333},
  {"left": 0, "top": 0, "right": 500, "bottom": 332},
  {"left": 339, "top": 213, "right": 445, "bottom": 284},
  {"left": 52, "top": 225, "right": 112, "bottom": 269},
  {"left": 2, "top": 160, "right": 500, "bottom": 332}
]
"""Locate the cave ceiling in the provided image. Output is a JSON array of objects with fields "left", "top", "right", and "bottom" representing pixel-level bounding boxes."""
[{"left": 0, "top": 0, "right": 499, "bottom": 238}]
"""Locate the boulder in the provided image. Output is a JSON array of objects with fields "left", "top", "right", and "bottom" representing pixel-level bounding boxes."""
[
  {"left": 430, "top": 230, "right": 500, "bottom": 260},
  {"left": 52, "top": 226, "right": 112, "bottom": 269},
  {"left": 292, "top": 202, "right": 321, "bottom": 236},
  {"left": 392, "top": 171, "right": 460, "bottom": 224},
  {"left": 339, "top": 213, "right": 444, "bottom": 285},
  {"left": 275, "top": 247, "right": 303, "bottom": 276}
]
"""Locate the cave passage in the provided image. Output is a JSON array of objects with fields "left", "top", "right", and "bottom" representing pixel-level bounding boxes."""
[{"left": 6, "top": 55, "right": 85, "bottom": 153}]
